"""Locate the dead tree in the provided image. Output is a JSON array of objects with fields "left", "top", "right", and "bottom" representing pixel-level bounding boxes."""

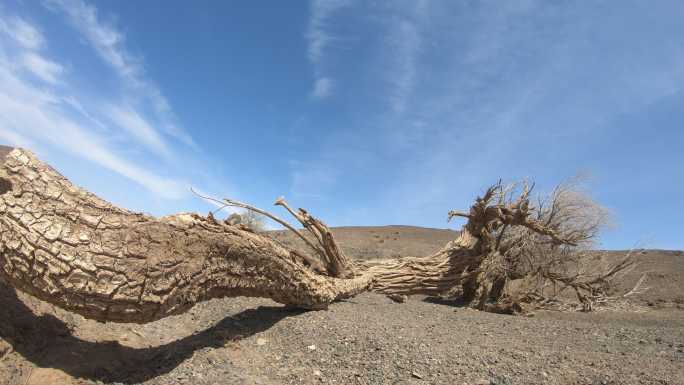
[{"left": 0, "top": 148, "right": 632, "bottom": 323}]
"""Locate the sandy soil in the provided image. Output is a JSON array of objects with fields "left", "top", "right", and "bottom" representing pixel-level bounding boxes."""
[{"left": 0, "top": 226, "right": 682, "bottom": 385}]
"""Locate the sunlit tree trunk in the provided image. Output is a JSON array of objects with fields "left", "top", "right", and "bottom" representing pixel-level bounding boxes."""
[{"left": 0, "top": 148, "right": 370, "bottom": 323}]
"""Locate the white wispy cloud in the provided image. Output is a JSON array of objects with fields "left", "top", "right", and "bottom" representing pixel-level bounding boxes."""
[
  {"left": 44, "top": 0, "right": 196, "bottom": 148},
  {"left": 291, "top": 0, "right": 684, "bottom": 234},
  {"left": 45, "top": 0, "right": 139, "bottom": 80},
  {"left": 307, "top": 0, "right": 349, "bottom": 64},
  {"left": 311, "top": 77, "right": 332, "bottom": 99},
  {"left": 292, "top": 2, "right": 426, "bottom": 199},
  {"left": 0, "top": 15, "right": 65, "bottom": 86},
  {"left": 385, "top": 16, "right": 422, "bottom": 114},
  {"left": 104, "top": 103, "right": 172, "bottom": 159},
  {"left": 0, "top": 7, "right": 193, "bottom": 200},
  {"left": 306, "top": 0, "right": 350, "bottom": 99},
  {"left": 0, "top": 16, "right": 44, "bottom": 50},
  {"left": 0, "top": 61, "right": 188, "bottom": 199},
  {"left": 381, "top": 1, "right": 684, "bottom": 221},
  {"left": 20, "top": 52, "right": 64, "bottom": 84},
  {"left": 370, "top": 1, "right": 429, "bottom": 115}
]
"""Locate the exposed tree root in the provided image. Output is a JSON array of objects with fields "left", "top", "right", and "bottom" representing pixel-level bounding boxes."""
[{"left": 0, "top": 148, "right": 635, "bottom": 323}]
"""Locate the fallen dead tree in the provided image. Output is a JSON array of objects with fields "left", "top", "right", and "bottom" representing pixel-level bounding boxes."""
[{"left": 0, "top": 148, "right": 634, "bottom": 323}]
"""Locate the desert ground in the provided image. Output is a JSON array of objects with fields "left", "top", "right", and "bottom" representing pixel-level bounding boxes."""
[{"left": 0, "top": 225, "right": 682, "bottom": 385}]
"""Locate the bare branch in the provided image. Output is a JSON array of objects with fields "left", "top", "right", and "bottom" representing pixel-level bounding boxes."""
[
  {"left": 190, "top": 188, "right": 325, "bottom": 259},
  {"left": 275, "top": 197, "right": 355, "bottom": 278}
]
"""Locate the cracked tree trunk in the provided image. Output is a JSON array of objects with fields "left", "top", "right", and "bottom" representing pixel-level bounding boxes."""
[
  {"left": 0, "top": 147, "right": 619, "bottom": 323},
  {"left": 0, "top": 148, "right": 371, "bottom": 323}
]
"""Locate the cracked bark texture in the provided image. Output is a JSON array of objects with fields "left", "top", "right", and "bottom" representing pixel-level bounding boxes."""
[
  {"left": 0, "top": 148, "right": 371, "bottom": 323},
  {"left": 360, "top": 232, "right": 481, "bottom": 297}
]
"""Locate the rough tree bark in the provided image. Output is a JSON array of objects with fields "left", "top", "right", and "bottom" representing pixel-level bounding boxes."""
[
  {"left": 0, "top": 147, "right": 626, "bottom": 323},
  {"left": 0, "top": 148, "right": 370, "bottom": 322}
]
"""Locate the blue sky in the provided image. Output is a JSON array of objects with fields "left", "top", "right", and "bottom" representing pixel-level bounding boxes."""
[{"left": 0, "top": 0, "right": 682, "bottom": 249}]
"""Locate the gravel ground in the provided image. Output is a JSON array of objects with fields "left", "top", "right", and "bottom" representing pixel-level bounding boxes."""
[{"left": 1, "top": 285, "right": 682, "bottom": 385}]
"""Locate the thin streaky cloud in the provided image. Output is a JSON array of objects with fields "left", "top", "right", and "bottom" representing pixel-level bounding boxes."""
[
  {"left": 311, "top": 77, "right": 332, "bottom": 100},
  {"left": 382, "top": 1, "right": 428, "bottom": 114},
  {"left": 44, "top": 0, "right": 196, "bottom": 148},
  {"left": 0, "top": 1, "right": 680, "bottom": 248},
  {"left": 306, "top": 0, "right": 350, "bottom": 99},
  {"left": 292, "top": 1, "right": 426, "bottom": 199},
  {"left": 386, "top": 19, "right": 421, "bottom": 114},
  {"left": 307, "top": 0, "right": 350, "bottom": 64},
  {"left": 20, "top": 52, "right": 64, "bottom": 84},
  {"left": 104, "top": 104, "right": 172, "bottom": 159},
  {"left": 0, "top": 16, "right": 44, "bottom": 50},
  {"left": 61, "top": 95, "right": 108, "bottom": 131},
  {"left": 0, "top": 12, "right": 189, "bottom": 199},
  {"left": 0, "top": 82, "right": 188, "bottom": 199},
  {"left": 45, "top": 0, "right": 139, "bottom": 79}
]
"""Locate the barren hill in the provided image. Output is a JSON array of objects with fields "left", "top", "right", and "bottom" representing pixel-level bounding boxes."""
[{"left": 269, "top": 225, "right": 458, "bottom": 260}]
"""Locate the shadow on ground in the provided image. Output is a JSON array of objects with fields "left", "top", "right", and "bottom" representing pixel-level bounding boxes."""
[
  {"left": 0, "top": 281, "right": 300, "bottom": 383},
  {"left": 422, "top": 295, "right": 468, "bottom": 307}
]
